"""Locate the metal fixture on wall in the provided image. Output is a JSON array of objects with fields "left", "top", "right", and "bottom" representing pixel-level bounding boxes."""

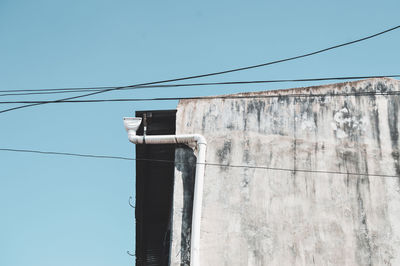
[{"left": 123, "top": 117, "right": 207, "bottom": 266}]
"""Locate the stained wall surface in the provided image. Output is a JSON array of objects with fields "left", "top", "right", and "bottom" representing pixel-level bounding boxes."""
[{"left": 170, "top": 78, "right": 400, "bottom": 266}]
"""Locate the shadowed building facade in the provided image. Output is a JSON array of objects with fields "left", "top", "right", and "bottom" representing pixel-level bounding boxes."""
[{"left": 136, "top": 78, "right": 400, "bottom": 265}]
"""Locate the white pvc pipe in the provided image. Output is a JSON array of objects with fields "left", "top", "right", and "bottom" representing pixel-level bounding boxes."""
[{"left": 127, "top": 131, "right": 207, "bottom": 266}]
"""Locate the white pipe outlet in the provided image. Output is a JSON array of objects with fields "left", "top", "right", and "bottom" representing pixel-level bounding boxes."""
[{"left": 123, "top": 117, "right": 206, "bottom": 266}]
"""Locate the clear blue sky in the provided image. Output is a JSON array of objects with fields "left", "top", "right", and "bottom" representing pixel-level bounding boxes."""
[{"left": 0, "top": 1, "right": 399, "bottom": 265}]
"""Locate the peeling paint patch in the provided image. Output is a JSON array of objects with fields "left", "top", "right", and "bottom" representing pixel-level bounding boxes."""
[{"left": 332, "top": 106, "right": 365, "bottom": 140}]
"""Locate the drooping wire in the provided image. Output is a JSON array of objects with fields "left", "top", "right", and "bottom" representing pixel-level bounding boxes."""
[
  {"left": 0, "top": 74, "right": 399, "bottom": 97},
  {"left": 1, "top": 25, "right": 399, "bottom": 114},
  {"left": 127, "top": 251, "right": 135, "bottom": 257},
  {"left": 128, "top": 196, "right": 135, "bottom": 208},
  {"left": 0, "top": 148, "right": 397, "bottom": 178}
]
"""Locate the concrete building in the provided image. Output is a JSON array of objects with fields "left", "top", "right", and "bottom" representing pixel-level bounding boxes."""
[{"left": 133, "top": 78, "right": 400, "bottom": 265}]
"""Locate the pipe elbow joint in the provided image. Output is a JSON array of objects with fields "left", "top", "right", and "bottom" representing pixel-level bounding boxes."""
[
  {"left": 127, "top": 131, "right": 140, "bottom": 144},
  {"left": 193, "top": 134, "right": 207, "bottom": 146}
]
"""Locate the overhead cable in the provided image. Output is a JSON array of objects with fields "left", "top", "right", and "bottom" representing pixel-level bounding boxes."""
[
  {"left": 1, "top": 25, "right": 399, "bottom": 114},
  {"left": 0, "top": 148, "right": 135, "bottom": 161},
  {"left": 1, "top": 74, "right": 399, "bottom": 97},
  {"left": 2, "top": 89, "right": 400, "bottom": 104},
  {"left": 0, "top": 148, "right": 397, "bottom": 178},
  {"left": 0, "top": 86, "right": 115, "bottom": 93}
]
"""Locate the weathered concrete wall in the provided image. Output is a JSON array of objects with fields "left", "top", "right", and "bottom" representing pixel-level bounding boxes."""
[{"left": 170, "top": 78, "right": 400, "bottom": 265}]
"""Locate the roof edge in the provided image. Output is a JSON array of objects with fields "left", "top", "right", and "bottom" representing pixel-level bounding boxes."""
[{"left": 181, "top": 77, "right": 400, "bottom": 101}]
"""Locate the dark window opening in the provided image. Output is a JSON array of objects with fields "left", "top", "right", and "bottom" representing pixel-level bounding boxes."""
[{"left": 135, "top": 110, "right": 177, "bottom": 266}]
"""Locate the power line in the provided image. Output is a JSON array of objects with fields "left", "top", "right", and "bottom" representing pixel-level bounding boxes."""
[
  {"left": 0, "top": 89, "right": 101, "bottom": 97},
  {"left": 1, "top": 25, "right": 399, "bottom": 114},
  {"left": 1, "top": 75, "right": 399, "bottom": 97},
  {"left": 2, "top": 89, "right": 400, "bottom": 104},
  {"left": 0, "top": 148, "right": 135, "bottom": 161},
  {"left": 0, "top": 86, "right": 115, "bottom": 94},
  {"left": 0, "top": 148, "right": 398, "bottom": 178}
]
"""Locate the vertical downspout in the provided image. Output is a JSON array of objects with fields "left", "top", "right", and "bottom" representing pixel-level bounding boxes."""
[
  {"left": 190, "top": 140, "right": 206, "bottom": 266},
  {"left": 124, "top": 117, "right": 206, "bottom": 266}
]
